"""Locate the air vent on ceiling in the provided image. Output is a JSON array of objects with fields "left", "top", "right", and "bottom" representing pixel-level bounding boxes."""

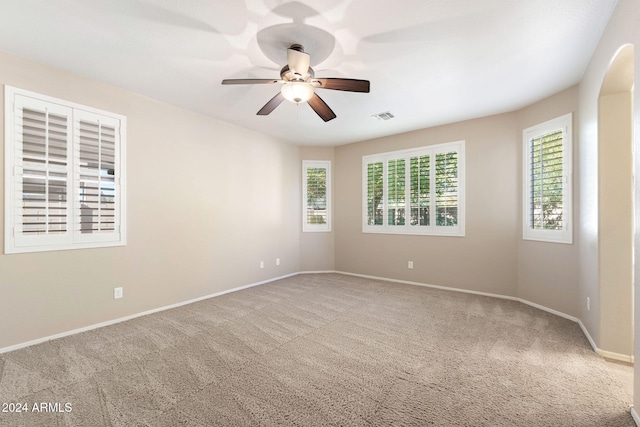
[{"left": 372, "top": 111, "right": 395, "bottom": 121}]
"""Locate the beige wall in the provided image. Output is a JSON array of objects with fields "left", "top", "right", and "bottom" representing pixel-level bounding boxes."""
[
  {"left": 576, "top": 0, "right": 639, "bottom": 408},
  {"left": 333, "top": 88, "right": 582, "bottom": 318},
  {"left": 598, "top": 91, "right": 633, "bottom": 356},
  {"left": 515, "top": 86, "right": 580, "bottom": 317},
  {"left": 334, "top": 113, "right": 520, "bottom": 297},
  {"left": 0, "top": 51, "right": 301, "bottom": 350},
  {"left": 299, "top": 146, "right": 335, "bottom": 272}
]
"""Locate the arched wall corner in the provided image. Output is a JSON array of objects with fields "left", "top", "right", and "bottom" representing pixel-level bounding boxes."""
[
  {"left": 597, "top": 43, "right": 634, "bottom": 358},
  {"left": 600, "top": 44, "right": 634, "bottom": 96}
]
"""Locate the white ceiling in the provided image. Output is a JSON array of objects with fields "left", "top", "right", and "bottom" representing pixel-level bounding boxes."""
[{"left": 0, "top": 0, "right": 618, "bottom": 146}]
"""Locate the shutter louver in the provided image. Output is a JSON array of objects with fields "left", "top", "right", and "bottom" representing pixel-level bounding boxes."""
[
  {"left": 305, "top": 167, "right": 327, "bottom": 225},
  {"left": 367, "top": 162, "right": 383, "bottom": 225},
  {"left": 435, "top": 151, "right": 458, "bottom": 227},
  {"left": 75, "top": 114, "right": 119, "bottom": 238},
  {"left": 529, "top": 129, "right": 563, "bottom": 230},
  {"left": 387, "top": 159, "right": 405, "bottom": 225},
  {"left": 410, "top": 155, "right": 430, "bottom": 226},
  {"left": 16, "top": 102, "right": 71, "bottom": 241}
]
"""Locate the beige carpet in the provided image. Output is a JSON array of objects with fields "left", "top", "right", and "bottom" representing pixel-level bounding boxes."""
[{"left": 0, "top": 273, "right": 634, "bottom": 426}]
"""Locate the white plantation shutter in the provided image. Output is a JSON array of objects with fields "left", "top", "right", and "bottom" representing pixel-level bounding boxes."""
[
  {"left": 11, "top": 96, "right": 73, "bottom": 249},
  {"left": 435, "top": 151, "right": 459, "bottom": 227},
  {"left": 387, "top": 158, "right": 405, "bottom": 226},
  {"left": 5, "top": 86, "right": 126, "bottom": 253},
  {"left": 302, "top": 160, "right": 331, "bottom": 232},
  {"left": 522, "top": 113, "right": 572, "bottom": 244},
  {"left": 528, "top": 129, "right": 563, "bottom": 230},
  {"left": 366, "top": 161, "right": 383, "bottom": 226},
  {"left": 409, "top": 155, "right": 430, "bottom": 226},
  {"left": 74, "top": 111, "right": 121, "bottom": 243},
  {"left": 362, "top": 141, "right": 465, "bottom": 236}
]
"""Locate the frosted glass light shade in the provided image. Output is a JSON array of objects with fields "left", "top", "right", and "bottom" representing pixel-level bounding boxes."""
[{"left": 281, "top": 82, "right": 314, "bottom": 103}]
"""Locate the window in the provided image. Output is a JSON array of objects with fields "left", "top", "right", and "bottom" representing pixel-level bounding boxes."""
[
  {"left": 5, "top": 86, "right": 126, "bottom": 253},
  {"left": 522, "top": 113, "right": 572, "bottom": 244},
  {"left": 363, "top": 141, "right": 465, "bottom": 235},
  {"left": 302, "top": 160, "right": 331, "bottom": 232}
]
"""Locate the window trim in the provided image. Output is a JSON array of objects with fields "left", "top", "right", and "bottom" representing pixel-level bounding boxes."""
[
  {"left": 362, "top": 141, "right": 465, "bottom": 236},
  {"left": 4, "top": 85, "right": 127, "bottom": 254},
  {"left": 302, "top": 160, "right": 331, "bottom": 232},
  {"left": 522, "top": 113, "right": 572, "bottom": 244}
]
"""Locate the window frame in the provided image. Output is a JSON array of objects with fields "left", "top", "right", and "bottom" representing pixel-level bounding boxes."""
[
  {"left": 362, "top": 141, "right": 465, "bottom": 236},
  {"left": 4, "top": 85, "right": 127, "bottom": 254},
  {"left": 522, "top": 113, "right": 572, "bottom": 244},
  {"left": 302, "top": 160, "right": 331, "bottom": 232}
]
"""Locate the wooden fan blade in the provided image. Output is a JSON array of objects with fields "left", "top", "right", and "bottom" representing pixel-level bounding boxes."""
[
  {"left": 307, "top": 93, "right": 337, "bottom": 122},
  {"left": 314, "top": 78, "right": 370, "bottom": 93},
  {"left": 287, "top": 45, "right": 310, "bottom": 76},
  {"left": 257, "top": 92, "right": 285, "bottom": 116},
  {"left": 222, "top": 79, "right": 281, "bottom": 85}
]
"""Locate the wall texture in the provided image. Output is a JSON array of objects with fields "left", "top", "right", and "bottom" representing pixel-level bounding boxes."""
[
  {"left": 515, "top": 86, "right": 580, "bottom": 318},
  {"left": 598, "top": 91, "right": 633, "bottom": 356},
  {"left": 575, "top": 0, "right": 639, "bottom": 410},
  {"left": 0, "top": 51, "right": 301, "bottom": 350},
  {"left": 299, "top": 146, "right": 335, "bottom": 272},
  {"left": 578, "top": 0, "right": 638, "bottom": 359},
  {"left": 334, "top": 113, "right": 520, "bottom": 297},
  {"left": 333, "top": 88, "right": 582, "bottom": 320}
]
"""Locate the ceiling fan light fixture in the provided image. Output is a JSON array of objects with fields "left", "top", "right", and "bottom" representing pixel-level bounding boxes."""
[{"left": 281, "top": 81, "right": 314, "bottom": 103}]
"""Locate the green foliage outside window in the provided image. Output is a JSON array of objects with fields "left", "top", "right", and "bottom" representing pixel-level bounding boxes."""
[
  {"left": 529, "top": 130, "right": 563, "bottom": 230},
  {"left": 388, "top": 159, "right": 405, "bottom": 225},
  {"left": 306, "top": 167, "right": 327, "bottom": 225},
  {"left": 435, "top": 152, "right": 458, "bottom": 227},
  {"left": 366, "top": 151, "right": 459, "bottom": 228},
  {"left": 410, "top": 155, "right": 430, "bottom": 226},
  {"left": 367, "top": 162, "right": 383, "bottom": 225}
]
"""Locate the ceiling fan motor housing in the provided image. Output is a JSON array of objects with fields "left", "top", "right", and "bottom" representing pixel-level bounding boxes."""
[
  {"left": 280, "top": 65, "right": 315, "bottom": 82},
  {"left": 289, "top": 43, "right": 305, "bottom": 52}
]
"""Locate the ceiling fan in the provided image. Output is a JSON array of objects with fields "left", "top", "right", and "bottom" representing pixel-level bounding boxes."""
[{"left": 222, "top": 44, "right": 370, "bottom": 122}]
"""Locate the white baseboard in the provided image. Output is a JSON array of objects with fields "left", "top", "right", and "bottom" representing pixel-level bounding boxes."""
[
  {"left": 298, "top": 270, "right": 337, "bottom": 274},
  {"left": 336, "top": 270, "right": 524, "bottom": 302},
  {"left": 577, "top": 320, "right": 600, "bottom": 354},
  {"left": 337, "top": 270, "right": 578, "bottom": 318},
  {"left": 335, "top": 270, "right": 634, "bottom": 362},
  {"left": 632, "top": 406, "right": 640, "bottom": 426},
  {"left": 0, "top": 272, "right": 299, "bottom": 355},
  {"left": 1, "top": 269, "right": 636, "bottom": 364},
  {"left": 576, "top": 317, "right": 634, "bottom": 363},
  {"left": 598, "top": 349, "right": 635, "bottom": 364}
]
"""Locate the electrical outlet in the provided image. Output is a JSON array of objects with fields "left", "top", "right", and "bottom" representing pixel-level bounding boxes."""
[
  {"left": 276, "top": 258, "right": 280, "bottom": 266},
  {"left": 114, "top": 287, "right": 123, "bottom": 299},
  {"left": 587, "top": 297, "right": 590, "bottom": 311},
  {"left": 408, "top": 261, "right": 414, "bottom": 269},
  {"left": 260, "top": 261, "right": 264, "bottom": 269}
]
